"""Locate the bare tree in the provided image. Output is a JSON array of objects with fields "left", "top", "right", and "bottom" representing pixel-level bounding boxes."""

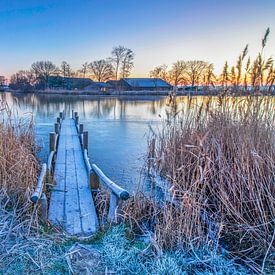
[
  {"left": 89, "top": 60, "right": 114, "bottom": 82},
  {"left": 79, "top": 62, "right": 89, "bottom": 78},
  {"left": 60, "top": 61, "right": 74, "bottom": 78},
  {"left": 9, "top": 70, "right": 35, "bottom": 91},
  {"left": 185, "top": 60, "right": 209, "bottom": 86},
  {"left": 120, "top": 49, "right": 134, "bottom": 78},
  {"left": 111, "top": 46, "right": 126, "bottom": 80},
  {"left": 168, "top": 61, "right": 187, "bottom": 86},
  {"left": 0, "top": 76, "right": 6, "bottom": 87},
  {"left": 149, "top": 64, "right": 168, "bottom": 81},
  {"left": 31, "top": 61, "right": 58, "bottom": 89},
  {"left": 111, "top": 46, "right": 135, "bottom": 80}
]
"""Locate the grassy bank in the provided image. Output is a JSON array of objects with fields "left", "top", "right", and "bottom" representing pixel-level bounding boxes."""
[{"left": 121, "top": 95, "right": 274, "bottom": 273}]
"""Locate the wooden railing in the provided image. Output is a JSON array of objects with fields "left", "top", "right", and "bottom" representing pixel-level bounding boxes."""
[
  {"left": 72, "top": 110, "right": 130, "bottom": 222},
  {"left": 30, "top": 111, "right": 64, "bottom": 224}
]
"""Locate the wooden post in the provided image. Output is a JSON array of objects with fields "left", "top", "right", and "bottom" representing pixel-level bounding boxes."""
[
  {"left": 54, "top": 123, "right": 60, "bottom": 135},
  {"left": 57, "top": 117, "right": 61, "bottom": 124},
  {"left": 72, "top": 109, "right": 74, "bottom": 118},
  {"left": 83, "top": 131, "right": 88, "bottom": 151},
  {"left": 90, "top": 170, "right": 100, "bottom": 190},
  {"left": 40, "top": 193, "right": 48, "bottom": 225},
  {"left": 75, "top": 116, "right": 79, "bottom": 125},
  {"left": 59, "top": 112, "right": 63, "bottom": 120},
  {"left": 74, "top": 112, "right": 78, "bottom": 119},
  {"left": 79, "top": 123, "right": 84, "bottom": 134},
  {"left": 49, "top": 132, "right": 56, "bottom": 152},
  {"left": 108, "top": 192, "right": 118, "bottom": 222}
]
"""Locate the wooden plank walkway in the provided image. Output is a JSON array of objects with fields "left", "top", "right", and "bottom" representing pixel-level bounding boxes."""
[{"left": 48, "top": 118, "right": 98, "bottom": 236}]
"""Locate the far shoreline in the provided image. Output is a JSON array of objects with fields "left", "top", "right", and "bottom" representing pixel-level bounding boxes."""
[{"left": 3, "top": 88, "right": 220, "bottom": 97}]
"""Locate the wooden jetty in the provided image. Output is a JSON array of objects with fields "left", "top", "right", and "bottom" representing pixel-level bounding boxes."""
[{"left": 31, "top": 111, "right": 130, "bottom": 236}]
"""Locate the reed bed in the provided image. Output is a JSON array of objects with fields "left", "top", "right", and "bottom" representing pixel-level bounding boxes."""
[
  {"left": 0, "top": 98, "right": 40, "bottom": 245},
  {"left": 121, "top": 95, "right": 275, "bottom": 273}
]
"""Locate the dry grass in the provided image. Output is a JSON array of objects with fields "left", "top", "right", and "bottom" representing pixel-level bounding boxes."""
[
  {"left": 121, "top": 95, "right": 275, "bottom": 273},
  {"left": 0, "top": 99, "right": 42, "bottom": 269}
]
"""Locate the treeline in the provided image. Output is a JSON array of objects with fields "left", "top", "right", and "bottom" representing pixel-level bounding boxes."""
[
  {"left": 9, "top": 45, "right": 134, "bottom": 91},
  {"left": 8, "top": 28, "right": 275, "bottom": 92},
  {"left": 150, "top": 28, "right": 275, "bottom": 91}
]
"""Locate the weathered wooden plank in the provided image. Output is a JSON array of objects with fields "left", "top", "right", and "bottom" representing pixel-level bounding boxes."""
[
  {"left": 48, "top": 163, "right": 66, "bottom": 226},
  {"left": 73, "top": 139, "right": 98, "bottom": 234},
  {"left": 48, "top": 117, "right": 98, "bottom": 236},
  {"left": 64, "top": 148, "right": 82, "bottom": 235}
]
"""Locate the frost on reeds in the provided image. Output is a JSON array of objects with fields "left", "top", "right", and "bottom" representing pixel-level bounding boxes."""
[
  {"left": 0, "top": 98, "right": 40, "bottom": 237},
  {"left": 122, "top": 95, "right": 275, "bottom": 273}
]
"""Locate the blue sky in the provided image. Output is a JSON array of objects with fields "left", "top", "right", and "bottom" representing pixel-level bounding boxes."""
[{"left": 0, "top": 0, "right": 275, "bottom": 78}]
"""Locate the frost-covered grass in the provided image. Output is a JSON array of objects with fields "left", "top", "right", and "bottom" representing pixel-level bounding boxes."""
[
  {"left": 0, "top": 225, "right": 250, "bottom": 274},
  {"left": 100, "top": 225, "right": 249, "bottom": 274}
]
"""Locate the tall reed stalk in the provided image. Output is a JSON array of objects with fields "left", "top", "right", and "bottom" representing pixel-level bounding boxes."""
[{"left": 122, "top": 95, "right": 275, "bottom": 273}]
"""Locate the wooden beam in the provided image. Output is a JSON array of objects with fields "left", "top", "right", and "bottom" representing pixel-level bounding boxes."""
[
  {"left": 91, "top": 164, "right": 129, "bottom": 200},
  {"left": 31, "top": 163, "right": 47, "bottom": 203},
  {"left": 47, "top": 151, "right": 55, "bottom": 173}
]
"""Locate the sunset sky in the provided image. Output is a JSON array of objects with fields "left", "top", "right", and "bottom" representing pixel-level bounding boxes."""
[{"left": 0, "top": 0, "right": 275, "bottom": 78}]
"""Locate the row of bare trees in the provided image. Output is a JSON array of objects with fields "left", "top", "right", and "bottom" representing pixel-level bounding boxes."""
[
  {"left": 9, "top": 45, "right": 135, "bottom": 90},
  {"left": 150, "top": 28, "right": 275, "bottom": 91},
  {"left": 150, "top": 61, "right": 215, "bottom": 87}
]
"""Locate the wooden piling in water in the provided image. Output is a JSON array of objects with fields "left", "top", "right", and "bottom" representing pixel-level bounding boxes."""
[
  {"left": 50, "top": 132, "right": 56, "bottom": 152},
  {"left": 83, "top": 131, "right": 88, "bottom": 151},
  {"left": 54, "top": 123, "right": 60, "bottom": 135},
  {"left": 57, "top": 117, "right": 61, "bottom": 124},
  {"left": 79, "top": 123, "right": 84, "bottom": 134},
  {"left": 75, "top": 116, "right": 79, "bottom": 125}
]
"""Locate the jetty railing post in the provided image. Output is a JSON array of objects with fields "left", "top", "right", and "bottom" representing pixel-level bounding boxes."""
[
  {"left": 54, "top": 122, "right": 60, "bottom": 135},
  {"left": 79, "top": 123, "right": 84, "bottom": 134},
  {"left": 108, "top": 192, "right": 118, "bottom": 222},
  {"left": 90, "top": 170, "right": 100, "bottom": 190},
  {"left": 57, "top": 117, "right": 61, "bottom": 124},
  {"left": 49, "top": 132, "right": 56, "bottom": 152},
  {"left": 74, "top": 112, "right": 78, "bottom": 119},
  {"left": 83, "top": 131, "right": 88, "bottom": 151},
  {"left": 40, "top": 193, "right": 48, "bottom": 225},
  {"left": 75, "top": 116, "right": 79, "bottom": 125},
  {"left": 59, "top": 112, "right": 63, "bottom": 120},
  {"left": 72, "top": 109, "right": 74, "bottom": 118}
]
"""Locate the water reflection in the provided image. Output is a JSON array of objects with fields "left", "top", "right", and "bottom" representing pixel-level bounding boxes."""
[
  {"left": 1, "top": 92, "right": 174, "bottom": 192},
  {"left": 2, "top": 93, "right": 273, "bottom": 192}
]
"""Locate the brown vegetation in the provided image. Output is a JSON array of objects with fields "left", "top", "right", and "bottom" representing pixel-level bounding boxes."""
[
  {"left": 121, "top": 95, "right": 275, "bottom": 273},
  {"left": 0, "top": 99, "right": 40, "bottom": 235}
]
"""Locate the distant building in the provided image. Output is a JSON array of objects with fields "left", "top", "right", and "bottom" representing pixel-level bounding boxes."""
[
  {"left": 119, "top": 78, "right": 172, "bottom": 91},
  {"left": 106, "top": 80, "right": 121, "bottom": 90},
  {"left": 82, "top": 81, "right": 112, "bottom": 92},
  {"left": 48, "top": 76, "right": 93, "bottom": 90}
]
